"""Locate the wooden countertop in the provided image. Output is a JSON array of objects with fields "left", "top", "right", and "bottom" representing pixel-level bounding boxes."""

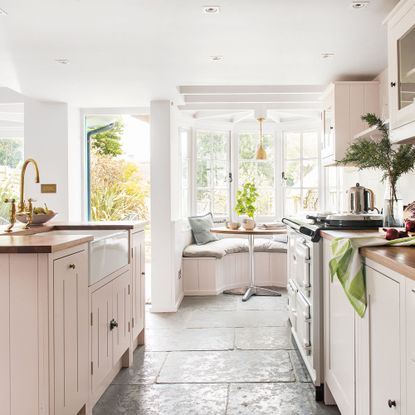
[
  {"left": 320, "top": 229, "right": 415, "bottom": 281},
  {"left": 0, "top": 234, "right": 93, "bottom": 253}
]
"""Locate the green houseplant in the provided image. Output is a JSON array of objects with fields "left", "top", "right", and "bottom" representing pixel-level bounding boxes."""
[
  {"left": 337, "top": 113, "right": 415, "bottom": 226},
  {"left": 235, "top": 182, "right": 259, "bottom": 230}
]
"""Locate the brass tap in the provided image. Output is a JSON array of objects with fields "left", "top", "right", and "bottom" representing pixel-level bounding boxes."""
[
  {"left": 19, "top": 158, "right": 40, "bottom": 213},
  {"left": 4, "top": 198, "right": 16, "bottom": 233},
  {"left": 25, "top": 198, "right": 34, "bottom": 229}
]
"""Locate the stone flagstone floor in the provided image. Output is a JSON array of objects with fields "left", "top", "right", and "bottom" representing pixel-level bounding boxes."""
[{"left": 93, "top": 293, "right": 340, "bottom": 415}]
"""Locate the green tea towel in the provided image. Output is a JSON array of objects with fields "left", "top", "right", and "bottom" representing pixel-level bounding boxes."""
[{"left": 329, "top": 235, "right": 415, "bottom": 317}]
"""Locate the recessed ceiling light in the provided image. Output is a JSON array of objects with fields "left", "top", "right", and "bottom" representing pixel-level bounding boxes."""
[
  {"left": 55, "top": 58, "right": 70, "bottom": 65},
  {"left": 203, "top": 6, "right": 220, "bottom": 14},
  {"left": 0, "top": 7, "right": 8, "bottom": 15},
  {"left": 351, "top": 1, "right": 369, "bottom": 9},
  {"left": 321, "top": 53, "right": 335, "bottom": 59},
  {"left": 209, "top": 55, "right": 223, "bottom": 61}
]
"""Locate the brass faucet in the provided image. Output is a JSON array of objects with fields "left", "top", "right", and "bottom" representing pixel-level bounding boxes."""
[
  {"left": 18, "top": 158, "right": 40, "bottom": 213},
  {"left": 4, "top": 198, "right": 16, "bottom": 233}
]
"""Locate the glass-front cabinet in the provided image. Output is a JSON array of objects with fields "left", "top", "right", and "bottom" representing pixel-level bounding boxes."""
[{"left": 387, "top": 0, "right": 415, "bottom": 143}]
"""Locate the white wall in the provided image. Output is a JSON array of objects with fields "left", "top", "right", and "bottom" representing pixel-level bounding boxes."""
[{"left": 24, "top": 98, "right": 82, "bottom": 221}]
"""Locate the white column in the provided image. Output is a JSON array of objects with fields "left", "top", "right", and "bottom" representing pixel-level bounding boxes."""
[{"left": 150, "top": 100, "right": 179, "bottom": 312}]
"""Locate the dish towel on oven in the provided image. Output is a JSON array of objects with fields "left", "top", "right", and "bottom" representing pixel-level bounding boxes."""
[{"left": 329, "top": 235, "right": 415, "bottom": 317}]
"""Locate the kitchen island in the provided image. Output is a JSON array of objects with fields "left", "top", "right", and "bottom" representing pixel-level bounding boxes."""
[
  {"left": 0, "top": 221, "right": 147, "bottom": 415},
  {"left": 321, "top": 229, "right": 415, "bottom": 415}
]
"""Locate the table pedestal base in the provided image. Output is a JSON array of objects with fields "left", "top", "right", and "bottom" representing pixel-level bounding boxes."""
[{"left": 242, "top": 285, "right": 282, "bottom": 302}]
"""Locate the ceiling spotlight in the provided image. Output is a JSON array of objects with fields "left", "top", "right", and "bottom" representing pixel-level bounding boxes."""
[
  {"left": 55, "top": 58, "right": 70, "bottom": 65},
  {"left": 203, "top": 6, "right": 220, "bottom": 14},
  {"left": 0, "top": 7, "right": 8, "bottom": 15},
  {"left": 209, "top": 55, "right": 223, "bottom": 61},
  {"left": 351, "top": 1, "right": 369, "bottom": 9},
  {"left": 321, "top": 53, "right": 335, "bottom": 59}
]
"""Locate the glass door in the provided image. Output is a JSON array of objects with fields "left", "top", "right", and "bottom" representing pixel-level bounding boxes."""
[{"left": 398, "top": 24, "right": 415, "bottom": 110}]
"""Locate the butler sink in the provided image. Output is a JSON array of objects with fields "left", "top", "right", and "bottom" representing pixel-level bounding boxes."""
[{"left": 35, "top": 229, "right": 129, "bottom": 285}]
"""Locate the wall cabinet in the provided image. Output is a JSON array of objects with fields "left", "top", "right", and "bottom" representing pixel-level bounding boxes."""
[
  {"left": 321, "top": 82, "right": 379, "bottom": 166},
  {"left": 387, "top": 0, "right": 415, "bottom": 143}
]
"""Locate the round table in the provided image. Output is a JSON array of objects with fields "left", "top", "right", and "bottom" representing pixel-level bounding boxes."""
[{"left": 210, "top": 227, "right": 287, "bottom": 302}]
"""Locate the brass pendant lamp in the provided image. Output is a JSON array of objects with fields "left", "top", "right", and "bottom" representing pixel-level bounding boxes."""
[{"left": 255, "top": 117, "right": 267, "bottom": 160}]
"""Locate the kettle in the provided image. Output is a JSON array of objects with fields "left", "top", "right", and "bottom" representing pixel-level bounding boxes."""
[{"left": 348, "top": 183, "right": 376, "bottom": 214}]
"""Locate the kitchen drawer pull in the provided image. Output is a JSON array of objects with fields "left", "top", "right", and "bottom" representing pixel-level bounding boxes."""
[
  {"left": 388, "top": 399, "right": 396, "bottom": 408},
  {"left": 69, "top": 264, "right": 76, "bottom": 270}
]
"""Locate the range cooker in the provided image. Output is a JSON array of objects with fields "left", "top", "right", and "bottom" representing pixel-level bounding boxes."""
[{"left": 282, "top": 215, "right": 382, "bottom": 401}]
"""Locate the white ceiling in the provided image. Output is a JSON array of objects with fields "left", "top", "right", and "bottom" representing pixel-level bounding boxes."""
[{"left": 0, "top": 0, "right": 398, "bottom": 107}]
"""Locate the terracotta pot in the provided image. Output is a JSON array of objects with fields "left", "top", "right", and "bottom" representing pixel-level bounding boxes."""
[{"left": 242, "top": 218, "right": 255, "bottom": 231}]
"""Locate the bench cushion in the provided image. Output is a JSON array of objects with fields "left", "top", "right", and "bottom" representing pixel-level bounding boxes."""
[{"left": 183, "top": 237, "right": 287, "bottom": 259}]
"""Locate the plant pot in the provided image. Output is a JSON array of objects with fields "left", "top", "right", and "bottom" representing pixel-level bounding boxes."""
[{"left": 242, "top": 218, "right": 256, "bottom": 231}]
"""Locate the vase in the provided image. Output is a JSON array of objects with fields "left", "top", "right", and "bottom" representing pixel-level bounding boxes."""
[
  {"left": 242, "top": 218, "right": 255, "bottom": 231},
  {"left": 383, "top": 179, "right": 404, "bottom": 227}
]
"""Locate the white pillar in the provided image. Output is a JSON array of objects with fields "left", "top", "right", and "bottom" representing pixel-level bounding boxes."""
[{"left": 150, "top": 100, "right": 179, "bottom": 312}]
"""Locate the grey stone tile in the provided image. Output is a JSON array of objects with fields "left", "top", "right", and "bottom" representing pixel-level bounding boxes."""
[
  {"left": 226, "top": 383, "right": 340, "bottom": 415},
  {"left": 157, "top": 350, "right": 295, "bottom": 383},
  {"left": 236, "top": 294, "right": 288, "bottom": 311},
  {"left": 93, "top": 383, "right": 228, "bottom": 415},
  {"left": 112, "top": 348, "right": 167, "bottom": 385},
  {"left": 145, "top": 309, "right": 190, "bottom": 329},
  {"left": 186, "top": 309, "right": 289, "bottom": 328},
  {"left": 289, "top": 350, "right": 312, "bottom": 383},
  {"left": 145, "top": 328, "right": 235, "bottom": 351},
  {"left": 235, "top": 327, "right": 294, "bottom": 350},
  {"left": 179, "top": 295, "right": 238, "bottom": 312}
]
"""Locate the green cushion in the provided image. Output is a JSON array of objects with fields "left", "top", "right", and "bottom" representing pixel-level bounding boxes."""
[{"left": 188, "top": 213, "right": 218, "bottom": 245}]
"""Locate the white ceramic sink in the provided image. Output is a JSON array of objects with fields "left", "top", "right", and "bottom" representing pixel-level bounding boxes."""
[{"left": 35, "top": 229, "right": 129, "bottom": 285}]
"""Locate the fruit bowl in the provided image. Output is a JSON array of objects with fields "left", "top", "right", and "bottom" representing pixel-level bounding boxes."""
[{"left": 16, "top": 212, "right": 57, "bottom": 226}]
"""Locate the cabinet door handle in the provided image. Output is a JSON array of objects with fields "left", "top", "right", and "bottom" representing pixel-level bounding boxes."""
[
  {"left": 141, "top": 272, "right": 145, "bottom": 276},
  {"left": 109, "top": 319, "right": 118, "bottom": 331},
  {"left": 69, "top": 263, "right": 76, "bottom": 269},
  {"left": 388, "top": 399, "right": 396, "bottom": 408},
  {"left": 390, "top": 82, "right": 397, "bottom": 87}
]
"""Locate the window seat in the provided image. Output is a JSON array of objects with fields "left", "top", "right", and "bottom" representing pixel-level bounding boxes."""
[{"left": 182, "top": 237, "right": 287, "bottom": 295}]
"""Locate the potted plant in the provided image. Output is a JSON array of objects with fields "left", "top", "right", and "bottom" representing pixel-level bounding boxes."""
[
  {"left": 235, "top": 182, "right": 259, "bottom": 230},
  {"left": 337, "top": 113, "right": 415, "bottom": 226}
]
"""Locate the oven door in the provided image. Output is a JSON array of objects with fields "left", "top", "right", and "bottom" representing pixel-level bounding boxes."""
[
  {"left": 296, "top": 291, "right": 311, "bottom": 356},
  {"left": 287, "top": 280, "right": 297, "bottom": 329},
  {"left": 295, "top": 240, "right": 311, "bottom": 297}
]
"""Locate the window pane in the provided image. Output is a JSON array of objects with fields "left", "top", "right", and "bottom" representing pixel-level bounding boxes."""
[
  {"left": 256, "top": 189, "right": 274, "bottom": 216},
  {"left": 303, "top": 132, "right": 318, "bottom": 158},
  {"left": 285, "top": 132, "right": 301, "bottom": 159},
  {"left": 303, "top": 189, "right": 319, "bottom": 211},
  {"left": 285, "top": 188, "right": 302, "bottom": 216},
  {"left": 0, "top": 138, "right": 24, "bottom": 224},
  {"left": 239, "top": 161, "right": 257, "bottom": 184},
  {"left": 197, "top": 190, "right": 211, "bottom": 214},
  {"left": 212, "top": 161, "right": 228, "bottom": 187},
  {"left": 239, "top": 133, "right": 256, "bottom": 159},
  {"left": 285, "top": 160, "right": 301, "bottom": 187},
  {"left": 196, "top": 132, "right": 211, "bottom": 159},
  {"left": 213, "top": 190, "right": 227, "bottom": 216},
  {"left": 303, "top": 159, "right": 318, "bottom": 187},
  {"left": 196, "top": 160, "right": 210, "bottom": 187},
  {"left": 257, "top": 161, "right": 275, "bottom": 187},
  {"left": 211, "top": 132, "right": 228, "bottom": 160}
]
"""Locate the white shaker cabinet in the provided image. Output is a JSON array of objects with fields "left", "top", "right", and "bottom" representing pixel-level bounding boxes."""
[
  {"left": 132, "top": 230, "right": 145, "bottom": 340},
  {"left": 53, "top": 250, "right": 89, "bottom": 415},
  {"left": 364, "top": 265, "right": 403, "bottom": 415},
  {"left": 321, "top": 81, "right": 379, "bottom": 166},
  {"left": 386, "top": 0, "right": 415, "bottom": 143},
  {"left": 406, "top": 278, "right": 415, "bottom": 415}
]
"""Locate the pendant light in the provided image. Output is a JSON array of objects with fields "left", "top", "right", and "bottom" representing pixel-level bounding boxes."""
[{"left": 255, "top": 117, "right": 267, "bottom": 160}]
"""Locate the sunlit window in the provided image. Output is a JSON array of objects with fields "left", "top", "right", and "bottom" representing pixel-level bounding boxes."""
[
  {"left": 283, "top": 130, "right": 320, "bottom": 215},
  {"left": 180, "top": 129, "right": 191, "bottom": 218}
]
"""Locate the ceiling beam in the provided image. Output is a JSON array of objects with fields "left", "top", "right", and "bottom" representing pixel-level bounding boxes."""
[
  {"left": 178, "top": 85, "right": 325, "bottom": 95},
  {"left": 193, "top": 110, "right": 245, "bottom": 120},
  {"left": 232, "top": 111, "right": 253, "bottom": 123},
  {"left": 179, "top": 103, "right": 321, "bottom": 112},
  {"left": 0, "top": 112, "right": 24, "bottom": 123},
  {"left": 184, "top": 94, "right": 320, "bottom": 104}
]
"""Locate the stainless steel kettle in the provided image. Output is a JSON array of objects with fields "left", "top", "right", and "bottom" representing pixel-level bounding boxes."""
[{"left": 348, "top": 183, "right": 376, "bottom": 214}]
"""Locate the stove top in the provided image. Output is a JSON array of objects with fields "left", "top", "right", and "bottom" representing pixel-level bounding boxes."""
[{"left": 282, "top": 215, "right": 382, "bottom": 242}]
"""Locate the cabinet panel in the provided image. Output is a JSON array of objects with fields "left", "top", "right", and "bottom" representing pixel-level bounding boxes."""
[
  {"left": 132, "top": 231, "right": 145, "bottom": 338},
  {"left": 406, "top": 279, "right": 415, "bottom": 414},
  {"left": 366, "top": 266, "right": 401, "bottom": 415},
  {"left": 112, "top": 270, "right": 131, "bottom": 363},
  {"left": 54, "top": 250, "right": 89, "bottom": 415},
  {"left": 0, "top": 256, "right": 10, "bottom": 414},
  {"left": 91, "top": 282, "right": 113, "bottom": 393}
]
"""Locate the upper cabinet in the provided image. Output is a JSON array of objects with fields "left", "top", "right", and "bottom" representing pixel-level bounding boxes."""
[
  {"left": 387, "top": 0, "right": 415, "bottom": 143},
  {"left": 321, "top": 81, "right": 379, "bottom": 166}
]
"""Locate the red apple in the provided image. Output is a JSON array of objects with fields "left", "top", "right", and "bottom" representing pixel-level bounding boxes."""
[
  {"left": 399, "top": 230, "right": 409, "bottom": 238},
  {"left": 383, "top": 228, "right": 400, "bottom": 240},
  {"left": 405, "top": 220, "right": 415, "bottom": 233}
]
